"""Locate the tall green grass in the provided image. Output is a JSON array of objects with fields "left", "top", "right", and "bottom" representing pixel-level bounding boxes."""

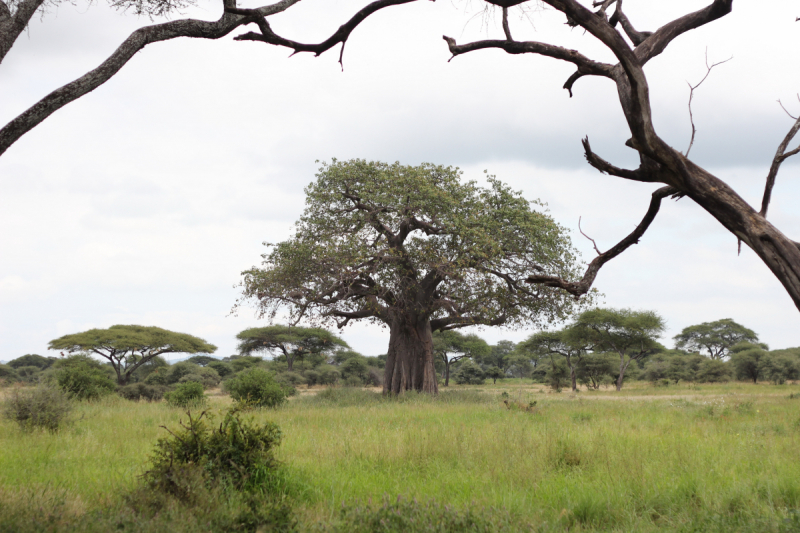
[{"left": 2, "top": 385, "right": 800, "bottom": 531}]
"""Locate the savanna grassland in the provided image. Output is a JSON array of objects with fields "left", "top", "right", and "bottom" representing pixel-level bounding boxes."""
[{"left": 2, "top": 382, "right": 800, "bottom": 532}]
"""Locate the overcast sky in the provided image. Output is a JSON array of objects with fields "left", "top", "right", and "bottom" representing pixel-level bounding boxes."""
[{"left": 1, "top": 0, "right": 799, "bottom": 361}]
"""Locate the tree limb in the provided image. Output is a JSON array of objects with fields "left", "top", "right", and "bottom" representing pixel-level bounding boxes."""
[
  {"left": 230, "top": 0, "right": 419, "bottom": 68},
  {"left": 761, "top": 103, "right": 800, "bottom": 217},
  {"left": 0, "top": 0, "right": 47, "bottom": 63},
  {"left": 526, "top": 185, "right": 676, "bottom": 298}
]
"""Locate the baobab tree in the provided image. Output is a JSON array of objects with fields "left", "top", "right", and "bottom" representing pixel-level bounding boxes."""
[{"left": 237, "top": 159, "right": 583, "bottom": 395}]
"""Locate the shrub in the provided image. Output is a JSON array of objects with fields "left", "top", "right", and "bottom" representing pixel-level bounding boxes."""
[
  {"left": 366, "top": 368, "right": 383, "bottom": 387},
  {"left": 8, "top": 354, "right": 55, "bottom": 370},
  {"left": 224, "top": 368, "right": 289, "bottom": 408},
  {"left": 118, "top": 383, "right": 167, "bottom": 402},
  {"left": 453, "top": 360, "right": 486, "bottom": 385},
  {"left": 144, "top": 369, "right": 169, "bottom": 386},
  {"left": 178, "top": 366, "right": 221, "bottom": 389},
  {"left": 166, "top": 362, "right": 202, "bottom": 385},
  {"left": 14, "top": 365, "right": 42, "bottom": 384},
  {"left": 0, "top": 363, "right": 18, "bottom": 384},
  {"left": 146, "top": 407, "right": 283, "bottom": 491},
  {"left": 52, "top": 355, "right": 117, "bottom": 401},
  {"left": 696, "top": 359, "right": 733, "bottom": 383},
  {"left": 275, "top": 371, "right": 306, "bottom": 388},
  {"left": 165, "top": 381, "right": 206, "bottom": 408},
  {"left": 343, "top": 375, "right": 363, "bottom": 387},
  {"left": 208, "top": 360, "right": 234, "bottom": 379},
  {"left": 2, "top": 385, "right": 72, "bottom": 432},
  {"left": 317, "top": 365, "right": 341, "bottom": 385},
  {"left": 303, "top": 369, "right": 321, "bottom": 386}
]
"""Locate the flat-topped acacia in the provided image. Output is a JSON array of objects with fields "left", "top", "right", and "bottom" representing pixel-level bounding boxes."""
[{"left": 48, "top": 325, "right": 217, "bottom": 385}]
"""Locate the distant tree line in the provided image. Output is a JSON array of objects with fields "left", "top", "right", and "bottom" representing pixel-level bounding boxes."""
[{"left": 1, "top": 316, "right": 798, "bottom": 399}]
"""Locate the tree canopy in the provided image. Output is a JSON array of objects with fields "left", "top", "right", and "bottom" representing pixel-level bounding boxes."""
[
  {"left": 48, "top": 325, "right": 217, "bottom": 385},
  {"left": 239, "top": 159, "right": 584, "bottom": 394},
  {"left": 432, "top": 330, "right": 490, "bottom": 387},
  {"left": 236, "top": 325, "right": 348, "bottom": 372},
  {"left": 674, "top": 319, "right": 759, "bottom": 360},
  {"left": 571, "top": 307, "right": 665, "bottom": 391}
]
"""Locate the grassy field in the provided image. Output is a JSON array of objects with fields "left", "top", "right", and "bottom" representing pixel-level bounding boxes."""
[{"left": 2, "top": 382, "right": 800, "bottom": 531}]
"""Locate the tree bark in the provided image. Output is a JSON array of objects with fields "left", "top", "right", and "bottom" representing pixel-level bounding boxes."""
[{"left": 383, "top": 314, "right": 438, "bottom": 395}]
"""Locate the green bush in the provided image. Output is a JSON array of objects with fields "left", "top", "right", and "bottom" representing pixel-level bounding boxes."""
[
  {"left": 118, "top": 383, "right": 167, "bottom": 402},
  {"left": 303, "top": 369, "right": 321, "bottom": 386},
  {"left": 696, "top": 359, "right": 733, "bottom": 383},
  {"left": 224, "top": 368, "right": 289, "bottom": 408},
  {"left": 7, "top": 354, "right": 55, "bottom": 370},
  {"left": 165, "top": 381, "right": 207, "bottom": 408},
  {"left": 166, "top": 362, "right": 202, "bottom": 385},
  {"left": 0, "top": 363, "right": 18, "bottom": 384},
  {"left": 14, "top": 365, "right": 42, "bottom": 384},
  {"left": 178, "top": 366, "right": 221, "bottom": 389},
  {"left": 208, "top": 360, "right": 234, "bottom": 379},
  {"left": 2, "top": 385, "right": 73, "bottom": 432},
  {"left": 317, "top": 365, "right": 341, "bottom": 385},
  {"left": 275, "top": 371, "right": 306, "bottom": 388},
  {"left": 146, "top": 407, "right": 283, "bottom": 491},
  {"left": 52, "top": 355, "right": 117, "bottom": 401},
  {"left": 343, "top": 375, "right": 363, "bottom": 387},
  {"left": 453, "top": 360, "right": 485, "bottom": 385}
]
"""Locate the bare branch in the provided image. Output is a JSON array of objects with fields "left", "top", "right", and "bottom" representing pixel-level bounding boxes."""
[
  {"left": 526, "top": 186, "right": 676, "bottom": 298},
  {"left": 581, "top": 137, "right": 660, "bottom": 183},
  {"left": 501, "top": 7, "right": 512, "bottom": 41},
  {"left": 685, "top": 49, "right": 732, "bottom": 157},
  {"left": 578, "top": 217, "right": 601, "bottom": 255},
  {"left": 761, "top": 102, "right": 800, "bottom": 217},
  {"left": 443, "top": 35, "right": 614, "bottom": 93},
  {"left": 609, "top": 0, "right": 651, "bottom": 46},
  {"left": 230, "top": 0, "right": 418, "bottom": 69}
]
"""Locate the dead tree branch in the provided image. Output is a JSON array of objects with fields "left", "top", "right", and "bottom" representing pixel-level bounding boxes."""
[
  {"left": 685, "top": 49, "right": 732, "bottom": 157},
  {"left": 526, "top": 186, "right": 677, "bottom": 298},
  {"left": 761, "top": 97, "right": 800, "bottom": 217},
  {"left": 578, "top": 217, "right": 602, "bottom": 255}
]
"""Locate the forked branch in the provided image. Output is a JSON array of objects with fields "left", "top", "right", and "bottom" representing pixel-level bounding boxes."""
[
  {"left": 685, "top": 49, "right": 732, "bottom": 157},
  {"left": 526, "top": 186, "right": 676, "bottom": 298},
  {"left": 761, "top": 97, "right": 800, "bottom": 217}
]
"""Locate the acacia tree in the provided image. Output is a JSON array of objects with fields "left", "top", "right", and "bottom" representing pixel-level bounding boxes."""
[
  {"left": 432, "top": 330, "right": 490, "bottom": 387},
  {"left": 673, "top": 318, "right": 758, "bottom": 360},
  {"left": 521, "top": 327, "right": 592, "bottom": 392},
  {"left": 236, "top": 325, "right": 348, "bottom": 371},
  {"left": 571, "top": 307, "right": 664, "bottom": 391},
  {"left": 238, "top": 159, "right": 583, "bottom": 395},
  {"left": 48, "top": 324, "right": 217, "bottom": 385}
]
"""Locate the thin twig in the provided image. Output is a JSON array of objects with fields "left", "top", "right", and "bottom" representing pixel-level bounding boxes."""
[
  {"left": 685, "top": 49, "right": 732, "bottom": 157},
  {"left": 578, "top": 216, "right": 602, "bottom": 255}
]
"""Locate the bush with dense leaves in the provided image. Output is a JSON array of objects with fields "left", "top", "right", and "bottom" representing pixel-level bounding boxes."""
[
  {"left": 146, "top": 407, "right": 283, "bottom": 491},
  {"left": 0, "top": 363, "right": 18, "bottom": 384},
  {"left": 2, "top": 385, "right": 72, "bottom": 432},
  {"left": 224, "top": 368, "right": 289, "bottom": 408},
  {"left": 52, "top": 355, "right": 117, "bottom": 400},
  {"left": 208, "top": 360, "right": 234, "bottom": 379},
  {"left": 696, "top": 359, "right": 733, "bottom": 383},
  {"left": 165, "top": 381, "right": 206, "bottom": 408},
  {"left": 118, "top": 383, "right": 167, "bottom": 402},
  {"left": 8, "top": 354, "right": 55, "bottom": 370},
  {"left": 453, "top": 359, "right": 486, "bottom": 385}
]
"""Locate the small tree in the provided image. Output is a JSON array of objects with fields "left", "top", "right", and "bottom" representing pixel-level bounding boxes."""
[
  {"left": 432, "top": 330, "right": 490, "bottom": 387},
  {"left": 238, "top": 160, "right": 583, "bottom": 395},
  {"left": 572, "top": 308, "right": 665, "bottom": 391},
  {"left": 674, "top": 319, "right": 759, "bottom": 361},
  {"left": 485, "top": 366, "right": 505, "bottom": 384},
  {"left": 452, "top": 359, "right": 486, "bottom": 385},
  {"left": 730, "top": 343, "right": 769, "bottom": 384},
  {"left": 576, "top": 353, "right": 616, "bottom": 390},
  {"left": 8, "top": 354, "right": 55, "bottom": 370},
  {"left": 48, "top": 325, "right": 217, "bottom": 385},
  {"left": 52, "top": 355, "right": 117, "bottom": 401},
  {"left": 236, "top": 325, "right": 347, "bottom": 372},
  {"left": 224, "top": 368, "right": 288, "bottom": 408},
  {"left": 522, "top": 328, "right": 592, "bottom": 392}
]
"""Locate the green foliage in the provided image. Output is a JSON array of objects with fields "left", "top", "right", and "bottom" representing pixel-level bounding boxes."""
[
  {"left": 165, "top": 382, "right": 206, "bottom": 408},
  {"left": 13, "top": 365, "right": 42, "bottom": 383},
  {"left": 758, "top": 353, "right": 800, "bottom": 385},
  {"left": 577, "top": 353, "right": 616, "bottom": 389},
  {"left": 166, "top": 361, "right": 202, "bottom": 384},
  {"left": 319, "top": 497, "right": 521, "bottom": 533},
  {"left": 316, "top": 365, "right": 341, "bottom": 385},
  {"left": 177, "top": 366, "right": 221, "bottom": 389},
  {"left": 237, "top": 325, "right": 348, "bottom": 371},
  {"left": 146, "top": 407, "right": 283, "bottom": 491},
  {"left": 731, "top": 347, "right": 768, "bottom": 383},
  {"left": 208, "top": 360, "right": 234, "bottom": 378},
  {"left": 48, "top": 325, "right": 217, "bottom": 385},
  {"left": 8, "top": 354, "right": 56, "bottom": 370},
  {"left": 131, "top": 355, "right": 169, "bottom": 382},
  {"left": 696, "top": 359, "right": 733, "bottom": 383},
  {"left": 118, "top": 383, "right": 167, "bottom": 402},
  {"left": 227, "top": 355, "right": 263, "bottom": 373},
  {"left": 0, "top": 363, "right": 19, "bottom": 384},
  {"left": 224, "top": 368, "right": 289, "bottom": 408},
  {"left": 485, "top": 366, "right": 504, "bottom": 383},
  {"left": 239, "top": 159, "right": 583, "bottom": 339},
  {"left": 185, "top": 355, "right": 218, "bottom": 366},
  {"left": 340, "top": 356, "right": 369, "bottom": 382},
  {"left": 2, "top": 385, "right": 72, "bottom": 432},
  {"left": 51, "top": 354, "right": 117, "bottom": 401},
  {"left": 545, "top": 356, "right": 570, "bottom": 391},
  {"left": 674, "top": 318, "right": 759, "bottom": 360},
  {"left": 453, "top": 359, "right": 485, "bottom": 385}
]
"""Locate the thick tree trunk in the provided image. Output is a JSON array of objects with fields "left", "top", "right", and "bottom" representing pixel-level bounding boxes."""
[{"left": 383, "top": 315, "right": 438, "bottom": 395}]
